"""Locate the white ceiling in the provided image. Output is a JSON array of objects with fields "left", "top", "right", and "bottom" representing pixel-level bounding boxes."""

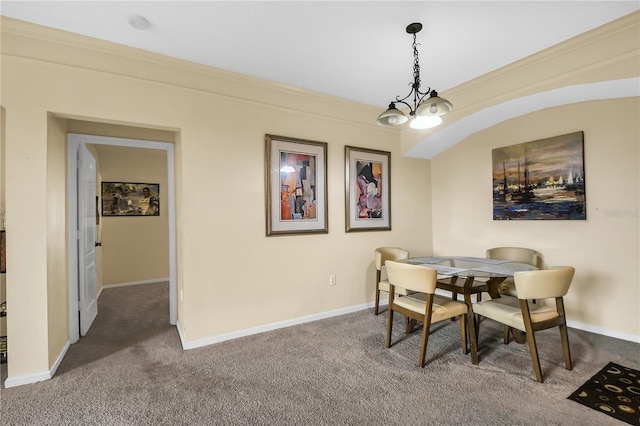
[{"left": 2, "top": 1, "right": 638, "bottom": 109}]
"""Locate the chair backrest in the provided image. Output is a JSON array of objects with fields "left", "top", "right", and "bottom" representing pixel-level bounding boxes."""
[
  {"left": 375, "top": 247, "right": 410, "bottom": 271},
  {"left": 486, "top": 247, "right": 545, "bottom": 269},
  {"left": 385, "top": 261, "right": 437, "bottom": 294},
  {"left": 514, "top": 266, "right": 575, "bottom": 300}
]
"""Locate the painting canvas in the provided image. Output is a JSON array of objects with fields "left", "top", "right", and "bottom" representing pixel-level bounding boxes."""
[
  {"left": 492, "top": 132, "right": 586, "bottom": 220},
  {"left": 102, "top": 182, "right": 160, "bottom": 216},
  {"left": 345, "top": 146, "right": 391, "bottom": 232},
  {"left": 265, "top": 134, "right": 328, "bottom": 236}
]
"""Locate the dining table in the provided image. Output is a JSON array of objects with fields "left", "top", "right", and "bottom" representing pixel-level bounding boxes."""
[{"left": 401, "top": 256, "right": 538, "bottom": 364}]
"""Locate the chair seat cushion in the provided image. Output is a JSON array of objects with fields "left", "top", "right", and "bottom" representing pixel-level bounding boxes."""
[
  {"left": 472, "top": 297, "right": 559, "bottom": 331},
  {"left": 394, "top": 293, "right": 468, "bottom": 322},
  {"left": 378, "top": 280, "right": 412, "bottom": 296}
]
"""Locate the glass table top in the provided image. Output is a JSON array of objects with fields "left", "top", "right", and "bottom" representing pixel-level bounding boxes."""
[{"left": 403, "top": 256, "right": 536, "bottom": 278}]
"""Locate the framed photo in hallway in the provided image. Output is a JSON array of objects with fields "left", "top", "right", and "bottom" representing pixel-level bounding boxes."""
[
  {"left": 102, "top": 182, "right": 160, "bottom": 216},
  {"left": 345, "top": 146, "right": 391, "bottom": 232},
  {"left": 265, "top": 134, "right": 328, "bottom": 236}
]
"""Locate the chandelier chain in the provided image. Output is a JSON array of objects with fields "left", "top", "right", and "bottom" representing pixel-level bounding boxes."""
[
  {"left": 412, "top": 33, "right": 421, "bottom": 90},
  {"left": 393, "top": 30, "right": 430, "bottom": 115},
  {"left": 377, "top": 21, "right": 452, "bottom": 128}
]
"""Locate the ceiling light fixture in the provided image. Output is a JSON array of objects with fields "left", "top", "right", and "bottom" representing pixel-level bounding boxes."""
[{"left": 376, "top": 23, "right": 452, "bottom": 130}]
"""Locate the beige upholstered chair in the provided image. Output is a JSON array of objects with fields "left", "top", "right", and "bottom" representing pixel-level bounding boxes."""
[
  {"left": 385, "top": 261, "right": 470, "bottom": 367},
  {"left": 472, "top": 266, "right": 575, "bottom": 383},
  {"left": 374, "top": 247, "right": 410, "bottom": 315},
  {"left": 486, "top": 247, "right": 545, "bottom": 297}
]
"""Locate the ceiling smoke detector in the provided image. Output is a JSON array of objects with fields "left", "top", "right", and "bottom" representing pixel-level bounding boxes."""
[{"left": 128, "top": 14, "right": 150, "bottom": 31}]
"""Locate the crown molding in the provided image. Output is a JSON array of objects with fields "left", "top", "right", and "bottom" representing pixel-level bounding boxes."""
[
  {"left": 446, "top": 11, "right": 639, "bottom": 118},
  {"left": 0, "top": 16, "right": 380, "bottom": 127}
]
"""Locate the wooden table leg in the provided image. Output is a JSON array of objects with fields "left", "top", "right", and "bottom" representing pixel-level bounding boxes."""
[
  {"left": 511, "top": 329, "right": 526, "bottom": 343},
  {"left": 485, "top": 277, "right": 506, "bottom": 299},
  {"left": 405, "top": 317, "right": 417, "bottom": 334},
  {"left": 464, "top": 293, "right": 479, "bottom": 364},
  {"left": 463, "top": 277, "right": 479, "bottom": 364}
]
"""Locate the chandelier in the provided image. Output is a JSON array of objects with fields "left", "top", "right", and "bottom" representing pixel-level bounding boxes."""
[{"left": 376, "top": 23, "right": 452, "bottom": 130}]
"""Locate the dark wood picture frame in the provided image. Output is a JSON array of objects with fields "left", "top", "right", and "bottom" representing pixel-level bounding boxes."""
[
  {"left": 345, "top": 146, "right": 391, "bottom": 232},
  {"left": 265, "top": 134, "right": 328, "bottom": 236}
]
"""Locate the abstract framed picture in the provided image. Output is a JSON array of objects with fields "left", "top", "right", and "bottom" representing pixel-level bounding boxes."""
[
  {"left": 265, "top": 134, "right": 328, "bottom": 236},
  {"left": 345, "top": 146, "right": 391, "bottom": 232},
  {"left": 492, "top": 131, "right": 586, "bottom": 220},
  {"left": 101, "top": 182, "right": 160, "bottom": 216}
]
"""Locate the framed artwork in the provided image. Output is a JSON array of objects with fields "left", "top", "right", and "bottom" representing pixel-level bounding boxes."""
[
  {"left": 265, "top": 134, "right": 328, "bottom": 236},
  {"left": 101, "top": 182, "right": 160, "bottom": 216},
  {"left": 345, "top": 146, "right": 391, "bottom": 232},
  {"left": 492, "top": 131, "right": 586, "bottom": 220}
]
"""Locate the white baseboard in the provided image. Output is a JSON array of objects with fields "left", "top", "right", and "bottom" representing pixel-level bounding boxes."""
[
  {"left": 101, "top": 278, "right": 169, "bottom": 290},
  {"left": 354, "top": 293, "right": 640, "bottom": 343},
  {"left": 567, "top": 319, "right": 640, "bottom": 343},
  {"left": 181, "top": 303, "right": 371, "bottom": 350},
  {"left": 176, "top": 320, "right": 186, "bottom": 350},
  {"left": 4, "top": 340, "right": 70, "bottom": 388},
  {"left": 180, "top": 299, "right": 640, "bottom": 350}
]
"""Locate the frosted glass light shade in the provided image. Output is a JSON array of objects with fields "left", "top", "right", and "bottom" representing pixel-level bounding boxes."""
[
  {"left": 416, "top": 92, "right": 453, "bottom": 117},
  {"left": 376, "top": 103, "right": 408, "bottom": 126},
  {"left": 409, "top": 116, "right": 442, "bottom": 129}
]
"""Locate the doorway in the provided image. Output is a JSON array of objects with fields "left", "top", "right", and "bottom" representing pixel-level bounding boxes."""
[{"left": 67, "top": 134, "right": 177, "bottom": 343}]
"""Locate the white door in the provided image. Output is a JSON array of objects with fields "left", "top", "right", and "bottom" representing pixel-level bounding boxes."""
[{"left": 78, "top": 144, "right": 98, "bottom": 336}]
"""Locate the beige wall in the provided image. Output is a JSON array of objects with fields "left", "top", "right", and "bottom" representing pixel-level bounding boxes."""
[
  {"left": 0, "top": 18, "right": 431, "bottom": 381},
  {"left": 95, "top": 145, "right": 169, "bottom": 285},
  {"left": 46, "top": 115, "right": 69, "bottom": 366},
  {"left": 431, "top": 98, "right": 639, "bottom": 338}
]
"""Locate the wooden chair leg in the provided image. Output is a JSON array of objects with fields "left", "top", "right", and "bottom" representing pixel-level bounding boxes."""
[
  {"left": 556, "top": 298, "right": 572, "bottom": 371},
  {"left": 503, "top": 325, "right": 510, "bottom": 344},
  {"left": 559, "top": 323, "right": 573, "bottom": 370},
  {"left": 374, "top": 287, "right": 381, "bottom": 315},
  {"left": 525, "top": 330, "right": 543, "bottom": 383},
  {"left": 419, "top": 314, "right": 432, "bottom": 368},
  {"left": 385, "top": 308, "right": 394, "bottom": 348},
  {"left": 520, "top": 300, "right": 543, "bottom": 382}
]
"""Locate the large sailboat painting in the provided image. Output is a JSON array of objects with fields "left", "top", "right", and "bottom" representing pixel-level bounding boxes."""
[{"left": 492, "top": 132, "right": 586, "bottom": 220}]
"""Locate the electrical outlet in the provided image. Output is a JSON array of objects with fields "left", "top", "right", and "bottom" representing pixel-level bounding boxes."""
[{"left": 329, "top": 275, "right": 336, "bottom": 286}]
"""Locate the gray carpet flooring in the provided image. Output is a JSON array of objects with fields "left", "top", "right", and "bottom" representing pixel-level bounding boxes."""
[{"left": 1, "top": 282, "right": 639, "bottom": 425}]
